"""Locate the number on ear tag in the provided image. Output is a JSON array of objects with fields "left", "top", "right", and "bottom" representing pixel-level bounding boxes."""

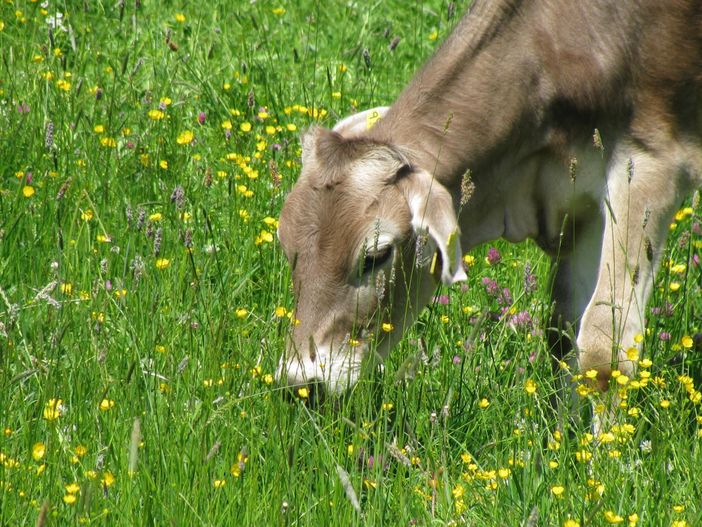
[{"left": 366, "top": 110, "right": 382, "bottom": 130}]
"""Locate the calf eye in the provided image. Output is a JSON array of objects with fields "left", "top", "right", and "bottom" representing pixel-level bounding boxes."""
[{"left": 362, "top": 245, "right": 392, "bottom": 274}]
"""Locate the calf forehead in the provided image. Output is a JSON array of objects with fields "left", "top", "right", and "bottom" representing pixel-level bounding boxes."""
[{"left": 280, "top": 178, "right": 409, "bottom": 262}]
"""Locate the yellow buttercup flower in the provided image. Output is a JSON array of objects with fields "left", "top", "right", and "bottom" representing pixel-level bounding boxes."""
[
  {"left": 148, "top": 109, "right": 165, "bottom": 120},
  {"left": 43, "top": 398, "right": 63, "bottom": 421},
  {"left": 99, "top": 399, "right": 115, "bottom": 411},
  {"left": 524, "top": 379, "right": 537, "bottom": 395},
  {"left": 32, "top": 442, "right": 46, "bottom": 461},
  {"left": 551, "top": 485, "right": 564, "bottom": 496},
  {"left": 176, "top": 130, "right": 194, "bottom": 145}
]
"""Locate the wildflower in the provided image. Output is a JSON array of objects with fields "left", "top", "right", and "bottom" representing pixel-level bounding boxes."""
[
  {"left": 523, "top": 261, "right": 538, "bottom": 293},
  {"left": 479, "top": 398, "right": 490, "bottom": 409},
  {"left": 60, "top": 283, "right": 73, "bottom": 295},
  {"left": 159, "top": 160, "right": 168, "bottom": 169},
  {"left": 463, "top": 254, "right": 475, "bottom": 266},
  {"left": 255, "top": 230, "right": 274, "bottom": 245},
  {"left": 551, "top": 485, "right": 565, "bottom": 496},
  {"left": 616, "top": 374, "right": 629, "bottom": 386},
  {"left": 681, "top": 335, "right": 693, "bottom": 348},
  {"left": 63, "top": 494, "right": 77, "bottom": 504},
  {"left": 175, "top": 13, "right": 186, "bottom": 23},
  {"left": 102, "top": 472, "right": 115, "bottom": 487},
  {"left": 576, "top": 383, "right": 592, "bottom": 397},
  {"left": 213, "top": 479, "right": 226, "bottom": 488},
  {"left": 235, "top": 308, "right": 248, "bottom": 318},
  {"left": 176, "top": 130, "right": 194, "bottom": 145},
  {"left": 585, "top": 369, "right": 598, "bottom": 380},
  {"left": 563, "top": 520, "right": 580, "bottom": 527},
  {"left": 575, "top": 449, "right": 592, "bottom": 462},
  {"left": 32, "top": 442, "right": 46, "bottom": 461},
  {"left": 524, "top": 379, "right": 537, "bottom": 395},
  {"left": 75, "top": 445, "right": 87, "bottom": 457},
  {"left": 599, "top": 432, "right": 615, "bottom": 443},
  {"left": 148, "top": 109, "right": 165, "bottom": 120},
  {"left": 604, "top": 511, "right": 624, "bottom": 524},
  {"left": 240, "top": 122, "right": 252, "bottom": 132},
  {"left": 43, "top": 398, "right": 63, "bottom": 421},
  {"left": 297, "top": 387, "right": 309, "bottom": 399},
  {"left": 22, "top": 185, "right": 35, "bottom": 198},
  {"left": 671, "top": 263, "right": 687, "bottom": 274},
  {"left": 149, "top": 212, "right": 162, "bottom": 222},
  {"left": 99, "top": 399, "right": 115, "bottom": 411},
  {"left": 65, "top": 482, "right": 80, "bottom": 495},
  {"left": 497, "top": 468, "right": 511, "bottom": 479},
  {"left": 272, "top": 7, "right": 286, "bottom": 15},
  {"left": 428, "top": 29, "right": 439, "bottom": 41},
  {"left": 486, "top": 246, "right": 501, "bottom": 265},
  {"left": 155, "top": 258, "right": 170, "bottom": 270},
  {"left": 100, "top": 136, "right": 117, "bottom": 148},
  {"left": 274, "top": 306, "right": 288, "bottom": 318},
  {"left": 382, "top": 322, "right": 394, "bottom": 332},
  {"left": 170, "top": 185, "right": 186, "bottom": 209}
]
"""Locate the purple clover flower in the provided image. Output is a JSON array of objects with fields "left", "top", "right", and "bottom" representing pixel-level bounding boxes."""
[{"left": 486, "top": 246, "right": 501, "bottom": 265}]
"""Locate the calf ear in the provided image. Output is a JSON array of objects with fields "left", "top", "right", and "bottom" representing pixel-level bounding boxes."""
[
  {"left": 333, "top": 107, "right": 390, "bottom": 137},
  {"left": 398, "top": 169, "right": 467, "bottom": 285}
]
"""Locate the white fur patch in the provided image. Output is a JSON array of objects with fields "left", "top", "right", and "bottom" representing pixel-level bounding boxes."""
[{"left": 277, "top": 345, "right": 362, "bottom": 395}]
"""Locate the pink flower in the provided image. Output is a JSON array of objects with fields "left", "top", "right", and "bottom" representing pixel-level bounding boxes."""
[{"left": 486, "top": 247, "right": 501, "bottom": 265}]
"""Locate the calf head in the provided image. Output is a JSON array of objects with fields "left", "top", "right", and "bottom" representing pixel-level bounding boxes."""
[{"left": 276, "top": 110, "right": 467, "bottom": 395}]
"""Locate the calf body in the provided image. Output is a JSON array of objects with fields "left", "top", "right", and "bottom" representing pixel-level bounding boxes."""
[{"left": 277, "top": 0, "right": 702, "bottom": 394}]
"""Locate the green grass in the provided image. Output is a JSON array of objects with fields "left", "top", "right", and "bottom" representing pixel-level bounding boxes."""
[{"left": 1, "top": 1, "right": 702, "bottom": 525}]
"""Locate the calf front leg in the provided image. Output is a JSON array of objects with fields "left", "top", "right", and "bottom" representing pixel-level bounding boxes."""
[{"left": 577, "top": 143, "right": 688, "bottom": 391}]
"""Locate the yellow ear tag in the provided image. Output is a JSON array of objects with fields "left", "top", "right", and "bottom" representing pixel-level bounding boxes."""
[
  {"left": 430, "top": 251, "right": 438, "bottom": 275},
  {"left": 366, "top": 110, "right": 382, "bottom": 130}
]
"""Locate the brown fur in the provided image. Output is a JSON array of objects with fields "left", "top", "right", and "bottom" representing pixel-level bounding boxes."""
[{"left": 278, "top": 0, "right": 702, "bottom": 395}]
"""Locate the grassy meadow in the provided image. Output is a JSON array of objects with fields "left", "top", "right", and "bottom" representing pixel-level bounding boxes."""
[{"left": 1, "top": 0, "right": 702, "bottom": 525}]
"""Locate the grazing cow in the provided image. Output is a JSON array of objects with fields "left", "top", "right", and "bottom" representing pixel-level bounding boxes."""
[{"left": 276, "top": 0, "right": 702, "bottom": 396}]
